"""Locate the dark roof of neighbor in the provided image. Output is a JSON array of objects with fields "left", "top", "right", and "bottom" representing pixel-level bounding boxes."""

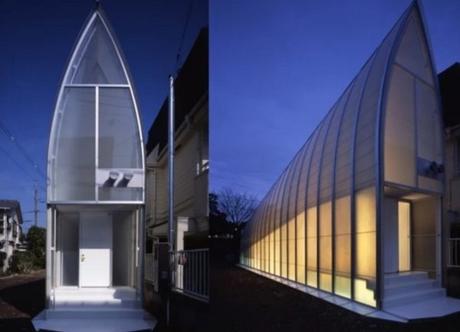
[
  {"left": 439, "top": 62, "right": 460, "bottom": 128},
  {"left": 146, "top": 27, "right": 208, "bottom": 155},
  {"left": 0, "top": 200, "right": 23, "bottom": 224}
]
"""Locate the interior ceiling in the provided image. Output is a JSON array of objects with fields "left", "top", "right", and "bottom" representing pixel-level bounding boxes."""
[
  {"left": 384, "top": 185, "right": 433, "bottom": 201},
  {"left": 55, "top": 204, "right": 140, "bottom": 212}
]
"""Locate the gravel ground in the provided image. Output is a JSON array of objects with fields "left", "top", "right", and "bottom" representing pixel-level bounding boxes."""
[{"left": 0, "top": 270, "right": 45, "bottom": 332}]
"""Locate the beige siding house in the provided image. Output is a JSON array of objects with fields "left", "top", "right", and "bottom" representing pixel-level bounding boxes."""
[{"left": 144, "top": 29, "right": 208, "bottom": 292}]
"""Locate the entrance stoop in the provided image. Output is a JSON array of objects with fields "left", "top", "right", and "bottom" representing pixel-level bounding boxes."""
[
  {"left": 382, "top": 271, "right": 460, "bottom": 320},
  {"left": 383, "top": 271, "right": 445, "bottom": 308},
  {"left": 32, "top": 288, "right": 156, "bottom": 332}
]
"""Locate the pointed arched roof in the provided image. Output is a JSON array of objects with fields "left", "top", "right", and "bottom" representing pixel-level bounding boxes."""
[{"left": 47, "top": 6, "right": 145, "bottom": 203}]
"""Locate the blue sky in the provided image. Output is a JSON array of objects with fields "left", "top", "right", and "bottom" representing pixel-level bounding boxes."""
[
  {"left": 0, "top": 0, "right": 207, "bottom": 230},
  {"left": 210, "top": 0, "right": 460, "bottom": 201}
]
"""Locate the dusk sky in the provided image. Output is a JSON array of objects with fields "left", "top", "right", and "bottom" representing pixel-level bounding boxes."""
[
  {"left": 210, "top": 0, "right": 460, "bottom": 201},
  {"left": 0, "top": 0, "right": 207, "bottom": 230}
]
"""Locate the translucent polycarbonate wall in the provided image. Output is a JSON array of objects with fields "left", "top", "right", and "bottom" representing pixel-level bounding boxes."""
[
  {"left": 383, "top": 10, "right": 443, "bottom": 193},
  {"left": 241, "top": 3, "right": 442, "bottom": 308},
  {"left": 48, "top": 10, "right": 144, "bottom": 203}
]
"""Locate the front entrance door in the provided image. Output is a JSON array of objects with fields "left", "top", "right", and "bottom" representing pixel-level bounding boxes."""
[{"left": 79, "top": 212, "right": 112, "bottom": 287}]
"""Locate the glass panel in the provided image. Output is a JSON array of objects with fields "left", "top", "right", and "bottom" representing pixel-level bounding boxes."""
[
  {"left": 52, "top": 87, "right": 95, "bottom": 201},
  {"left": 67, "top": 16, "right": 127, "bottom": 84},
  {"left": 296, "top": 210, "right": 306, "bottom": 284},
  {"left": 355, "top": 18, "right": 400, "bottom": 191},
  {"left": 280, "top": 197, "right": 288, "bottom": 278},
  {"left": 287, "top": 151, "right": 304, "bottom": 281},
  {"left": 274, "top": 173, "right": 287, "bottom": 276},
  {"left": 98, "top": 187, "right": 142, "bottom": 201},
  {"left": 335, "top": 59, "right": 373, "bottom": 198},
  {"left": 416, "top": 79, "right": 442, "bottom": 193},
  {"left": 269, "top": 189, "right": 276, "bottom": 274},
  {"left": 319, "top": 201, "right": 332, "bottom": 292},
  {"left": 288, "top": 213, "right": 296, "bottom": 281},
  {"left": 354, "top": 187, "right": 376, "bottom": 307},
  {"left": 334, "top": 195, "right": 351, "bottom": 298},
  {"left": 264, "top": 202, "right": 270, "bottom": 273},
  {"left": 99, "top": 88, "right": 142, "bottom": 168},
  {"left": 384, "top": 65, "right": 416, "bottom": 186},
  {"left": 306, "top": 206, "right": 317, "bottom": 287},
  {"left": 320, "top": 87, "right": 350, "bottom": 203},
  {"left": 296, "top": 140, "right": 312, "bottom": 213},
  {"left": 416, "top": 80, "right": 442, "bottom": 163},
  {"left": 395, "top": 13, "right": 434, "bottom": 85}
]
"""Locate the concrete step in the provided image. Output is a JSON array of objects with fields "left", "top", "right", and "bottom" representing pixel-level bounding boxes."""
[
  {"left": 383, "top": 287, "right": 446, "bottom": 308},
  {"left": 384, "top": 271, "right": 429, "bottom": 286},
  {"left": 46, "top": 307, "right": 148, "bottom": 319},
  {"left": 384, "top": 278, "right": 437, "bottom": 297},
  {"left": 54, "top": 299, "right": 140, "bottom": 308}
]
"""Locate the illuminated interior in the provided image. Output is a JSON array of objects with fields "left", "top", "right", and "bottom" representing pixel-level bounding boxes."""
[{"left": 240, "top": 2, "right": 443, "bottom": 309}]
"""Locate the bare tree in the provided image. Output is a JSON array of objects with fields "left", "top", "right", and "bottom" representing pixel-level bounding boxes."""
[{"left": 218, "top": 187, "right": 257, "bottom": 224}]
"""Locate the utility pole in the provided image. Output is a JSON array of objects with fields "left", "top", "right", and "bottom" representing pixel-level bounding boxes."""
[
  {"left": 34, "top": 184, "right": 39, "bottom": 227},
  {"left": 167, "top": 74, "right": 175, "bottom": 326}
]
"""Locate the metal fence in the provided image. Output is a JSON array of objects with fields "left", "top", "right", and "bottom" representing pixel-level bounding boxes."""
[
  {"left": 449, "top": 238, "right": 460, "bottom": 267},
  {"left": 173, "top": 248, "right": 209, "bottom": 302}
]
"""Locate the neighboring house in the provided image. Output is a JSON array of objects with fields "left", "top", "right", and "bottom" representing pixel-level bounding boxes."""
[
  {"left": 240, "top": 1, "right": 460, "bottom": 321},
  {"left": 144, "top": 29, "right": 208, "bottom": 298},
  {"left": 439, "top": 63, "right": 460, "bottom": 295},
  {"left": 0, "top": 200, "right": 23, "bottom": 272},
  {"left": 33, "top": 4, "right": 155, "bottom": 331}
]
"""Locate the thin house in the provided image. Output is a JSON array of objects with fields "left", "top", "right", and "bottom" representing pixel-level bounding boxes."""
[
  {"left": 240, "top": 1, "right": 454, "bottom": 318},
  {"left": 34, "top": 5, "right": 155, "bottom": 331}
]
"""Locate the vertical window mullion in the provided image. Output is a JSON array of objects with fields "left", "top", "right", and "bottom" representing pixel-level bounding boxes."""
[{"left": 95, "top": 86, "right": 99, "bottom": 202}]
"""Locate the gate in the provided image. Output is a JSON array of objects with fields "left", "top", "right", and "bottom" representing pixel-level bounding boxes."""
[{"left": 173, "top": 248, "right": 209, "bottom": 302}]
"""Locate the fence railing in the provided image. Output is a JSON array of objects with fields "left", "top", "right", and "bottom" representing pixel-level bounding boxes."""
[
  {"left": 173, "top": 248, "right": 209, "bottom": 302},
  {"left": 449, "top": 238, "right": 460, "bottom": 267}
]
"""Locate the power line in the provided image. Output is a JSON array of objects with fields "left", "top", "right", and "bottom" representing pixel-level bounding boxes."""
[
  {"left": 0, "top": 144, "right": 39, "bottom": 183},
  {"left": 175, "top": 0, "right": 195, "bottom": 72},
  {"left": 0, "top": 120, "right": 47, "bottom": 180}
]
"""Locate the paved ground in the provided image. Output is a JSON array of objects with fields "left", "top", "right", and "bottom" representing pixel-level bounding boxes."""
[
  {"left": 197, "top": 263, "right": 460, "bottom": 332},
  {"left": 0, "top": 270, "right": 45, "bottom": 332},
  {"left": 3, "top": 266, "right": 460, "bottom": 331}
]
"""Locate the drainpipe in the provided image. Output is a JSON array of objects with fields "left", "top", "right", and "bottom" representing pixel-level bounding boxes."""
[{"left": 167, "top": 74, "right": 175, "bottom": 326}]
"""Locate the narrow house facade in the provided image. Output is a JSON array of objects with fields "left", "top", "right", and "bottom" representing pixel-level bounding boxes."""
[
  {"left": 35, "top": 5, "right": 155, "bottom": 331},
  {"left": 240, "top": 1, "right": 453, "bottom": 318}
]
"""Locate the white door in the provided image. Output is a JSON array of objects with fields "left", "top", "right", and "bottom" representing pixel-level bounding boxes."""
[{"left": 79, "top": 212, "right": 112, "bottom": 287}]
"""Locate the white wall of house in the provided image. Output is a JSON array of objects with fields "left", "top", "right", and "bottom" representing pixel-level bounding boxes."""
[
  {"left": 0, "top": 207, "right": 23, "bottom": 272},
  {"left": 146, "top": 101, "right": 209, "bottom": 241}
]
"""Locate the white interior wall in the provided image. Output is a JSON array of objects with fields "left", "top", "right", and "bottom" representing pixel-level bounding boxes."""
[
  {"left": 383, "top": 197, "right": 399, "bottom": 274},
  {"left": 57, "top": 212, "right": 79, "bottom": 286},
  {"left": 112, "top": 211, "right": 135, "bottom": 286}
]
